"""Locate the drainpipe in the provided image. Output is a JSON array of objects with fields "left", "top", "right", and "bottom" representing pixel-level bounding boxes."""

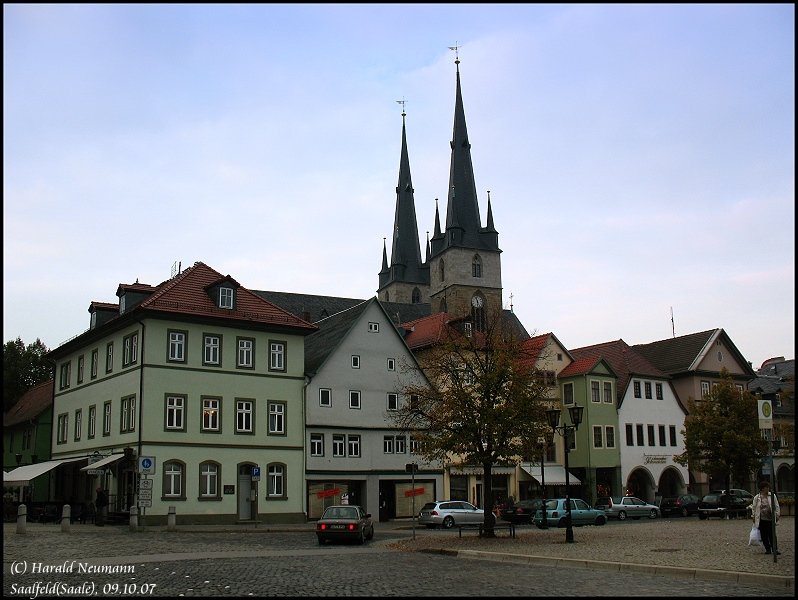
[
  {"left": 302, "top": 373, "right": 311, "bottom": 520},
  {"left": 136, "top": 321, "right": 145, "bottom": 525}
]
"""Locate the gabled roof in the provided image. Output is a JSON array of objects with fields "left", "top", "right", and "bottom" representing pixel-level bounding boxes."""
[
  {"left": 557, "top": 356, "right": 617, "bottom": 379},
  {"left": 518, "top": 332, "right": 574, "bottom": 368},
  {"left": 749, "top": 358, "right": 795, "bottom": 396},
  {"left": 4, "top": 379, "right": 54, "bottom": 427},
  {"left": 633, "top": 328, "right": 756, "bottom": 379},
  {"left": 253, "top": 290, "right": 365, "bottom": 323},
  {"left": 400, "top": 312, "right": 454, "bottom": 350}
]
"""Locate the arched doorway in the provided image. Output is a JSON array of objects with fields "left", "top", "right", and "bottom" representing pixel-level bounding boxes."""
[
  {"left": 657, "top": 466, "right": 686, "bottom": 498},
  {"left": 625, "top": 467, "right": 656, "bottom": 503}
]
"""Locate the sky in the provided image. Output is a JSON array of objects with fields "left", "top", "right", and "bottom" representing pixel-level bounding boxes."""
[{"left": 3, "top": 4, "right": 795, "bottom": 371}]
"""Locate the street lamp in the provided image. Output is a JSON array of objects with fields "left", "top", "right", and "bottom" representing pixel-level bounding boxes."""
[
  {"left": 768, "top": 435, "right": 781, "bottom": 563},
  {"left": 537, "top": 435, "right": 550, "bottom": 529},
  {"left": 546, "top": 404, "right": 584, "bottom": 543}
]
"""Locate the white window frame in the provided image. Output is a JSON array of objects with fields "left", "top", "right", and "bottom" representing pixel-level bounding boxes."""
[
  {"left": 655, "top": 382, "right": 664, "bottom": 400},
  {"left": 351, "top": 355, "right": 360, "bottom": 369},
  {"left": 310, "top": 433, "right": 324, "bottom": 456},
  {"left": 204, "top": 334, "right": 221, "bottom": 365},
  {"left": 202, "top": 397, "right": 221, "bottom": 432},
  {"left": 268, "top": 402, "right": 286, "bottom": 435},
  {"left": 164, "top": 462, "right": 183, "bottom": 497},
  {"left": 384, "top": 436, "right": 395, "bottom": 454},
  {"left": 236, "top": 399, "right": 254, "bottom": 433},
  {"left": 74, "top": 409, "right": 82, "bottom": 441},
  {"left": 395, "top": 435, "right": 406, "bottom": 454},
  {"left": 267, "top": 464, "right": 285, "bottom": 497},
  {"left": 88, "top": 405, "right": 96, "bottom": 439},
  {"left": 605, "top": 425, "right": 615, "bottom": 448},
  {"left": 319, "top": 388, "right": 332, "bottom": 407},
  {"left": 387, "top": 393, "right": 399, "bottom": 411},
  {"left": 563, "top": 382, "right": 574, "bottom": 405},
  {"left": 332, "top": 434, "right": 345, "bottom": 457},
  {"left": 219, "top": 287, "right": 234, "bottom": 309},
  {"left": 368, "top": 322, "right": 379, "bottom": 333},
  {"left": 237, "top": 338, "right": 254, "bottom": 368},
  {"left": 169, "top": 331, "right": 186, "bottom": 362},
  {"left": 347, "top": 434, "right": 361, "bottom": 457},
  {"left": 270, "top": 341, "right": 286, "bottom": 371},
  {"left": 166, "top": 395, "right": 185, "bottom": 430},
  {"left": 199, "top": 462, "right": 219, "bottom": 498},
  {"left": 591, "top": 380, "right": 600, "bottom": 403},
  {"left": 603, "top": 381, "right": 613, "bottom": 403},
  {"left": 387, "top": 358, "right": 396, "bottom": 371},
  {"left": 349, "top": 390, "right": 361, "bottom": 409},
  {"left": 593, "top": 425, "right": 603, "bottom": 448},
  {"left": 103, "top": 401, "right": 112, "bottom": 436}
]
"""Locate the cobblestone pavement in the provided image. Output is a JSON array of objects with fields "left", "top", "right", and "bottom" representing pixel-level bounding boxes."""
[{"left": 2, "top": 517, "right": 793, "bottom": 597}]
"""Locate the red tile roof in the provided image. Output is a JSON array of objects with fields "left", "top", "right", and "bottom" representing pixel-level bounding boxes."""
[
  {"left": 557, "top": 356, "right": 603, "bottom": 378},
  {"left": 400, "top": 312, "right": 453, "bottom": 349},
  {"left": 4, "top": 379, "right": 54, "bottom": 427}
]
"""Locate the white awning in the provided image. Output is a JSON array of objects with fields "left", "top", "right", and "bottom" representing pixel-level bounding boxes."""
[
  {"left": 80, "top": 454, "right": 124, "bottom": 472},
  {"left": 3, "top": 457, "right": 87, "bottom": 485},
  {"left": 449, "top": 466, "right": 517, "bottom": 475},
  {"left": 521, "top": 464, "right": 581, "bottom": 486}
]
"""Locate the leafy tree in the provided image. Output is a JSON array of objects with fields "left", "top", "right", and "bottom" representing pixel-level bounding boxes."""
[
  {"left": 3, "top": 337, "right": 52, "bottom": 412},
  {"left": 674, "top": 369, "right": 769, "bottom": 491},
  {"left": 391, "top": 310, "right": 551, "bottom": 536}
]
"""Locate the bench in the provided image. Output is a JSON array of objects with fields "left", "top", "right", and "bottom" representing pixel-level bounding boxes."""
[{"left": 458, "top": 522, "right": 515, "bottom": 538}]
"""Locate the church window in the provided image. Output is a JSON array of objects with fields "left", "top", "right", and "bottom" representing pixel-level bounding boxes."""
[
  {"left": 472, "top": 255, "right": 482, "bottom": 278},
  {"left": 412, "top": 287, "right": 421, "bottom": 304},
  {"left": 439, "top": 259, "right": 445, "bottom": 282}
]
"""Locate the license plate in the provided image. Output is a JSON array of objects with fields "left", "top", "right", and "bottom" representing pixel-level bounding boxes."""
[{"left": 329, "top": 524, "right": 346, "bottom": 529}]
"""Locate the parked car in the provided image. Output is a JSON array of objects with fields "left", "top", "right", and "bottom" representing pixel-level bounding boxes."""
[
  {"left": 418, "top": 500, "right": 493, "bottom": 529},
  {"left": 709, "top": 488, "right": 754, "bottom": 502},
  {"left": 659, "top": 494, "right": 701, "bottom": 517},
  {"left": 533, "top": 498, "right": 607, "bottom": 528},
  {"left": 316, "top": 505, "right": 374, "bottom": 545},
  {"left": 595, "top": 496, "right": 659, "bottom": 520},
  {"left": 697, "top": 493, "right": 751, "bottom": 520},
  {"left": 500, "top": 499, "right": 544, "bottom": 525}
]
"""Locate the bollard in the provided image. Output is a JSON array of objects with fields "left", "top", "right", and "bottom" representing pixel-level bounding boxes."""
[
  {"left": 129, "top": 504, "right": 138, "bottom": 531},
  {"left": 61, "top": 504, "right": 72, "bottom": 533},
  {"left": 167, "top": 506, "right": 176, "bottom": 531},
  {"left": 16, "top": 503, "right": 27, "bottom": 535}
]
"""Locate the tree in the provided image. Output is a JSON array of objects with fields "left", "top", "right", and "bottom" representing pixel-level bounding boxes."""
[
  {"left": 3, "top": 337, "right": 52, "bottom": 412},
  {"left": 674, "top": 369, "right": 769, "bottom": 491},
  {"left": 390, "top": 310, "right": 551, "bottom": 537}
]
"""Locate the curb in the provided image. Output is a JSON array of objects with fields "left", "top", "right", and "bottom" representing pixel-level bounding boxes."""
[{"left": 420, "top": 548, "right": 795, "bottom": 591}]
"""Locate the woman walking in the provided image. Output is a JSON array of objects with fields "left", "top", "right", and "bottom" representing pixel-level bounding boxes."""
[{"left": 751, "top": 481, "right": 780, "bottom": 555}]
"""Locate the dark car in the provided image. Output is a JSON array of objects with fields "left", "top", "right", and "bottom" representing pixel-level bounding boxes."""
[
  {"left": 697, "top": 493, "right": 751, "bottom": 520},
  {"left": 316, "top": 505, "right": 374, "bottom": 544},
  {"left": 500, "top": 499, "right": 544, "bottom": 525},
  {"left": 659, "top": 494, "right": 701, "bottom": 517}
]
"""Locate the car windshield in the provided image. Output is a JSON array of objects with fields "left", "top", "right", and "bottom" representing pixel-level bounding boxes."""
[
  {"left": 420, "top": 503, "right": 437, "bottom": 511},
  {"left": 323, "top": 507, "right": 358, "bottom": 520}
]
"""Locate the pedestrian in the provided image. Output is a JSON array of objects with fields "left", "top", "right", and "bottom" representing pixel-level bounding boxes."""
[
  {"left": 750, "top": 481, "right": 780, "bottom": 555},
  {"left": 95, "top": 487, "right": 108, "bottom": 527}
]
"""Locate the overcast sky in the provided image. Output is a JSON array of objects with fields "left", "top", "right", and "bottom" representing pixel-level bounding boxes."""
[{"left": 4, "top": 4, "right": 794, "bottom": 370}]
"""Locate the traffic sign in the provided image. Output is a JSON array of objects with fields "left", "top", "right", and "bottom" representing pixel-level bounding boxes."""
[
  {"left": 138, "top": 456, "right": 156, "bottom": 474},
  {"left": 139, "top": 479, "right": 153, "bottom": 490},
  {"left": 252, "top": 466, "right": 260, "bottom": 481},
  {"left": 86, "top": 469, "right": 105, "bottom": 475},
  {"left": 138, "top": 499, "right": 152, "bottom": 508},
  {"left": 138, "top": 489, "right": 152, "bottom": 500}
]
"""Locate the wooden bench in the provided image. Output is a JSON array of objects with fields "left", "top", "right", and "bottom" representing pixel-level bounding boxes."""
[{"left": 458, "top": 522, "right": 515, "bottom": 538}]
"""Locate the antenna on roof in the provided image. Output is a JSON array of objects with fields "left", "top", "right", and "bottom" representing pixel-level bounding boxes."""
[
  {"left": 171, "top": 261, "right": 182, "bottom": 279},
  {"left": 671, "top": 307, "right": 675, "bottom": 338}
]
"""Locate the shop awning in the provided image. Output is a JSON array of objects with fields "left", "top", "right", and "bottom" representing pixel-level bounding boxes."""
[
  {"left": 521, "top": 464, "right": 581, "bottom": 486},
  {"left": 3, "top": 457, "right": 87, "bottom": 485},
  {"left": 80, "top": 454, "right": 124, "bottom": 472}
]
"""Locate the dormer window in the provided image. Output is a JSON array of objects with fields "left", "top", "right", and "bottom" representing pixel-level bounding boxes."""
[
  {"left": 119, "top": 295, "right": 126, "bottom": 314},
  {"left": 219, "top": 287, "right": 234, "bottom": 309},
  {"left": 90, "top": 312, "right": 97, "bottom": 330}
]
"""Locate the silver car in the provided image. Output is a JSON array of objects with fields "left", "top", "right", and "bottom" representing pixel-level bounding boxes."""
[
  {"left": 418, "top": 500, "right": 491, "bottom": 529},
  {"left": 598, "top": 496, "right": 659, "bottom": 520}
]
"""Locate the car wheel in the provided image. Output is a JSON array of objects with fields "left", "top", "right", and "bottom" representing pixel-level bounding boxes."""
[
  {"left": 617, "top": 511, "right": 627, "bottom": 521},
  {"left": 557, "top": 518, "right": 567, "bottom": 528},
  {"left": 442, "top": 516, "right": 455, "bottom": 529},
  {"left": 681, "top": 507, "right": 688, "bottom": 518},
  {"left": 649, "top": 509, "right": 658, "bottom": 519},
  {"left": 699, "top": 513, "right": 707, "bottom": 520},
  {"left": 366, "top": 525, "right": 374, "bottom": 540},
  {"left": 358, "top": 530, "right": 365, "bottom": 545},
  {"left": 595, "top": 516, "right": 606, "bottom": 526}
]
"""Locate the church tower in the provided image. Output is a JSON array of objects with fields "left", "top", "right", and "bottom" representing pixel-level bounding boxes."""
[
  {"left": 378, "top": 106, "right": 430, "bottom": 305},
  {"left": 378, "top": 53, "right": 502, "bottom": 327},
  {"left": 428, "top": 53, "right": 502, "bottom": 326}
]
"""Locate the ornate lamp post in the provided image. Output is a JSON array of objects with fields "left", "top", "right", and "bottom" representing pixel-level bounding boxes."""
[
  {"left": 537, "top": 435, "right": 550, "bottom": 529},
  {"left": 546, "top": 404, "right": 584, "bottom": 543}
]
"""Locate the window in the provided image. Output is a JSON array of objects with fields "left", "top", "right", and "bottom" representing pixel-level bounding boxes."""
[
  {"left": 202, "top": 397, "right": 221, "bottom": 432},
  {"left": 269, "top": 341, "right": 286, "bottom": 371},
  {"left": 563, "top": 382, "right": 574, "bottom": 405},
  {"left": 347, "top": 434, "right": 361, "bottom": 457},
  {"left": 88, "top": 405, "right": 96, "bottom": 439},
  {"left": 351, "top": 355, "right": 360, "bottom": 369},
  {"left": 395, "top": 435, "right": 406, "bottom": 454},
  {"left": 310, "top": 433, "right": 324, "bottom": 456},
  {"left": 219, "top": 287, "right": 234, "bottom": 309},
  {"left": 163, "top": 461, "right": 184, "bottom": 498},
  {"left": 655, "top": 383, "right": 663, "bottom": 400},
  {"left": 603, "top": 382, "right": 613, "bottom": 403},
  {"left": 368, "top": 322, "right": 379, "bottom": 333},
  {"left": 57, "top": 413, "right": 68, "bottom": 444},
  {"left": 237, "top": 338, "right": 254, "bottom": 369},
  {"left": 633, "top": 381, "right": 641, "bottom": 398},
  {"left": 121, "top": 395, "right": 136, "bottom": 433},
  {"left": 105, "top": 342, "right": 114, "bottom": 373},
  {"left": 644, "top": 382, "right": 652, "bottom": 399},
  {"left": 411, "top": 288, "right": 421, "bottom": 304},
  {"left": 593, "top": 425, "right": 603, "bottom": 448},
  {"left": 605, "top": 426, "right": 615, "bottom": 448},
  {"left": 472, "top": 254, "right": 482, "bottom": 278},
  {"left": 168, "top": 330, "right": 187, "bottom": 362},
  {"left": 203, "top": 334, "right": 221, "bottom": 366},
  {"left": 268, "top": 402, "right": 286, "bottom": 435},
  {"left": 332, "top": 434, "right": 345, "bottom": 457},
  {"left": 410, "top": 395, "right": 419, "bottom": 410},
  {"left": 77, "top": 356, "right": 85, "bottom": 384},
  {"left": 636, "top": 424, "right": 644, "bottom": 446},
  {"left": 165, "top": 395, "right": 186, "bottom": 430},
  {"left": 700, "top": 381, "right": 710, "bottom": 398},
  {"left": 591, "top": 381, "right": 600, "bottom": 403},
  {"left": 625, "top": 423, "right": 634, "bottom": 446},
  {"left": 387, "top": 358, "right": 396, "bottom": 371},
  {"left": 387, "top": 393, "right": 399, "bottom": 411},
  {"left": 103, "top": 401, "right": 112, "bottom": 436},
  {"left": 410, "top": 436, "right": 421, "bottom": 454},
  {"left": 656, "top": 424, "right": 665, "bottom": 446},
  {"left": 319, "top": 388, "right": 331, "bottom": 407},
  {"left": 59, "top": 362, "right": 71, "bottom": 390},
  {"left": 267, "top": 464, "right": 285, "bottom": 498},
  {"left": 198, "top": 462, "right": 220, "bottom": 499},
  {"left": 384, "top": 435, "right": 395, "bottom": 454},
  {"left": 91, "top": 349, "right": 98, "bottom": 379},
  {"left": 349, "top": 390, "right": 361, "bottom": 409},
  {"left": 236, "top": 399, "right": 254, "bottom": 433},
  {"left": 74, "top": 409, "right": 82, "bottom": 441},
  {"left": 647, "top": 424, "right": 656, "bottom": 446},
  {"left": 439, "top": 259, "right": 445, "bottom": 282},
  {"left": 669, "top": 425, "right": 677, "bottom": 447},
  {"left": 123, "top": 332, "right": 139, "bottom": 367}
]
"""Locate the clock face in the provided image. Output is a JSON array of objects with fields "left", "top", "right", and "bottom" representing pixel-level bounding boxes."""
[{"left": 472, "top": 296, "right": 483, "bottom": 308}]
